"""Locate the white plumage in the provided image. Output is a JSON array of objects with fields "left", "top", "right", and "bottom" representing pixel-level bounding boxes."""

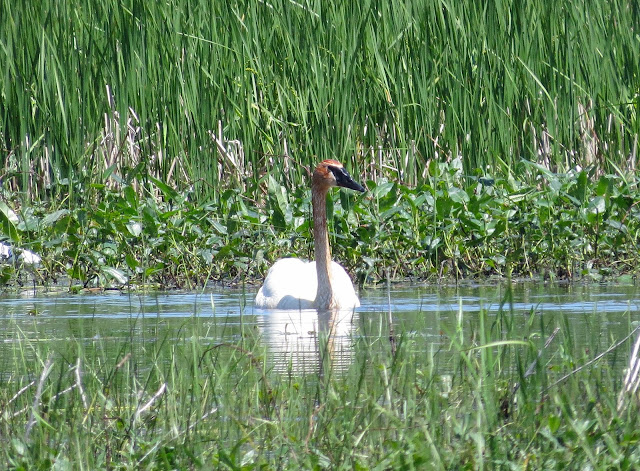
[
  {"left": 0, "top": 242, "right": 41, "bottom": 266},
  {"left": 254, "top": 258, "right": 360, "bottom": 309}
]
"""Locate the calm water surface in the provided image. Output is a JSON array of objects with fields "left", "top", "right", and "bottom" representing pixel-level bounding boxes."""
[{"left": 2, "top": 283, "right": 640, "bottom": 375}]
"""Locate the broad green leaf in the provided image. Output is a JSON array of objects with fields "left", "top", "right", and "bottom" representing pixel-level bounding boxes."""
[
  {"left": 126, "top": 221, "right": 143, "bottom": 237},
  {"left": 101, "top": 266, "right": 128, "bottom": 284},
  {"left": 371, "top": 182, "right": 395, "bottom": 199},
  {"left": 102, "top": 163, "right": 118, "bottom": 182},
  {"left": 0, "top": 202, "right": 20, "bottom": 242},
  {"left": 125, "top": 254, "right": 139, "bottom": 270},
  {"left": 124, "top": 185, "right": 138, "bottom": 208},
  {"left": 587, "top": 196, "right": 605, "bottom": 215},
  {"left": 42, "top": 209, "right": 70, "bottom": 227},
  {"left": 448, "top": 187, "right": 469, "bottom": 204},
  {"left": 574, "top": 171, "right": 588, "bottom": 204},
  {"left": 149, "top": 175, "right": 180, "bottom": 201},
  {"left": 267, "top": 175, "right": 291, "bottom": 226},
  {"left": 211, "top": 219, "right": 228, "bottom": 235}
]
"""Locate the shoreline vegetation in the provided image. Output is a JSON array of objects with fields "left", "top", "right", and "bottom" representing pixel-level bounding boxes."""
[
  {"left": 0, "top": 0, "right": 638, "bottom": 290},
  {"left": 3, "top": 287, "right": 640, "bottom": 469},
  {"left": 1, "top": 156, "right": 640, "bottom": 291}
]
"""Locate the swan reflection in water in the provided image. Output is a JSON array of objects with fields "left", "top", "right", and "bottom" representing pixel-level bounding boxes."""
[{"left": 255, "top": 308, "right": 357, "bottom": 375}]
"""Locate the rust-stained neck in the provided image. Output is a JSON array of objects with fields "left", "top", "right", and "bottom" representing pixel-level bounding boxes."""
[
  {"left": 311, "top": 182, "right": 333, "bottom": 310},
  {"left": 309, "top": 159, "right": 364, "bottom": 310}
]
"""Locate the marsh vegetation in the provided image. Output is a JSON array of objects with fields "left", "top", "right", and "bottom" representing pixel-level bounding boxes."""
[
  {"left": 0, "top": 0, "right": 639, "bottom": 288},
  {"left": 2, "top": 285, "right": 640, "bottom": 469},
  {"left": 1, "top": 0, "right": 640, "bottom": 468}
]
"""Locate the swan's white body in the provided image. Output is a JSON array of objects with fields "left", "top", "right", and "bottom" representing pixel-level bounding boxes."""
[
  {"left": 254, "top": 258, "right": 360, "bottom": 309},
  {"left": 255, "top": 160, "right": 365, "bottom": 310}
]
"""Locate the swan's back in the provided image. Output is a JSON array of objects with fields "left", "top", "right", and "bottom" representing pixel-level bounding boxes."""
[{"left": 254, "top": 258, "right": 360, "bottom": 310}]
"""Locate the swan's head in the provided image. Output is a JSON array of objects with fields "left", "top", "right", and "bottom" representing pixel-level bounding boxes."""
[{"left": 312, "top": 160, "right": 366, "bottom": 193}]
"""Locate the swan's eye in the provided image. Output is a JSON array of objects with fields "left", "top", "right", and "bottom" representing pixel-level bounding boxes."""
[
  {"left": 327, "top": 165, "right": 366, "bottom": 192},
  {"left": 327, "top": 165, "right": 348, "bottom": 180}
]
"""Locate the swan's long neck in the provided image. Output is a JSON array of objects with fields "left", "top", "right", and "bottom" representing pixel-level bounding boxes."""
[{"left": 312, "top": 184, "right": 333, "bottom": 310}]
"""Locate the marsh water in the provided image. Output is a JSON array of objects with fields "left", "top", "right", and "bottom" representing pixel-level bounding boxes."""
[{"left": 2, "top": 282, "right": 640, "bottom": 376}]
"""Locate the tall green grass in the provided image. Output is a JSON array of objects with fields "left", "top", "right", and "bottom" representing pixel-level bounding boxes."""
[
  {"left": 1, "top": 0, "right": 638, "bottom": 204},
  {"left": 2, "top": 287, "right": 640, "bottom": 468}
]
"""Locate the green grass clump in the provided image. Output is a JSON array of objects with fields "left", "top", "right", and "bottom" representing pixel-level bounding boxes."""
[{"left": 2, "top": 291, "right": 640, "bottom": 469}]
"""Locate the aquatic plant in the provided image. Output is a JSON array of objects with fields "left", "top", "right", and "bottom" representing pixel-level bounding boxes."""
[
  {"left": 0, "top": 0, "right": 639, "bottom": 288},
  {"left": 0, "top": 158, "right": 637, "bottom": 289}
]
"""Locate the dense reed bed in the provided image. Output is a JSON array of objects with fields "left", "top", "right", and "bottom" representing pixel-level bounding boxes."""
[
  {"left": 2, "top": 290, "right": 640, "bottom": 469},
  {"left": 1, "top": 0, "right": 638, "bottom": 202},
  {"left": 2, "top": 2, "right": 640, "bottom": 468}
]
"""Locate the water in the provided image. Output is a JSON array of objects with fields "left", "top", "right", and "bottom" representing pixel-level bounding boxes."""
[{"left": 1, "top": 283, "right": 639, "bottom": 376}]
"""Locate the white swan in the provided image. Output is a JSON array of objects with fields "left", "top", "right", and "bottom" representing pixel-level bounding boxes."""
[{"left": 255, "top": 160, "right": 365, "bottom": 310}]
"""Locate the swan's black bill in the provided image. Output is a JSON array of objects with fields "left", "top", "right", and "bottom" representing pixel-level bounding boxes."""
[{"left": 328, "top": 165, "right": 366, "bottom": 192}]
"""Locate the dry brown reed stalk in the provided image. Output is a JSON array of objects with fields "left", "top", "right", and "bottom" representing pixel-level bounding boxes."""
[
  {"left": 208, "top": 120, "right": 246, "bottom": 189},
  {"left": 577, "top": 100, "right": 601, "bottom": 174},
  {"left": 101, "top": 85, "right": 142, "bottom": 191},
  {"left": 101, "top": 85, "right": 192, "bottom": 197}
]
